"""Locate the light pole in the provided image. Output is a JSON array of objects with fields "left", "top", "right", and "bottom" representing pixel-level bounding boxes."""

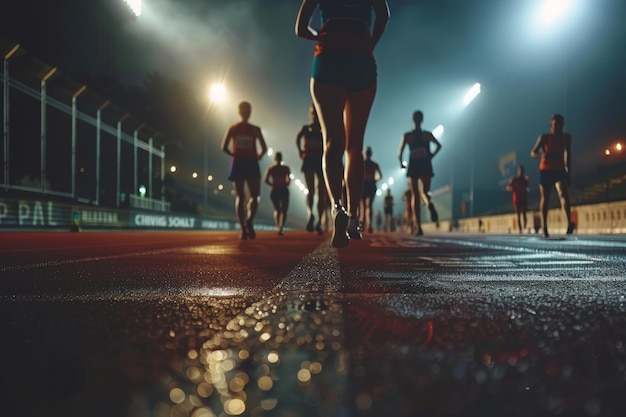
[
  {"left": 603, "top": 141, "right": 624, "bottom": 202},
  {"left": 204, "top": 83, "right": 227, "bottom": 216},
  {"left": 463, "top": 83, "right": 481, "bottom": 217}
]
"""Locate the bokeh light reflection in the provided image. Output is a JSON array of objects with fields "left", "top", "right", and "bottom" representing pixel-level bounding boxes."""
[{"left": 158, "top": 293, "right": 344, "bottom": 417}]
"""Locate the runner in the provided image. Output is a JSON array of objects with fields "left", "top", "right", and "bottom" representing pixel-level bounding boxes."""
[
  {"left": 398, "top": 110, "right": 441, "bottom": 236},
  {"left": 296, "top": 104, "right": 325, "bottom": 235},
  {"left": 530, "top": 113, "right": 575, "bottom": 238},
  {"left": 220, "top": 101, "right": 268, "bottom": 240},
  {"left": 383, "top": 189, "right": 394, "bottom": 232},
  {"left": 295, "top": 0, "right": 390, "bottom": 247},
  {"left": 360, "top": 146, "right": 383, "bottom": 233},
  {"left": 264, "top": 152, "right": 291, "bottom": 236},
  {"left": 506, "top": 164, "right": 530, "bottom": 234}
]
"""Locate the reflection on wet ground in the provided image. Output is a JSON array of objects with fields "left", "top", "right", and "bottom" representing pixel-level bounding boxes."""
[
  {"left": 2, "top": 234, "right": 626, "bottom": 417},
  {"left": 4, "top": 287, "right": 626, "bottom": 417}
]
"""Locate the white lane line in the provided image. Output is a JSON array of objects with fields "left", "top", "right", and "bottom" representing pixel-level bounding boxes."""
[{"left": 277, "top": 241, "right": 341, "bottom": 293}]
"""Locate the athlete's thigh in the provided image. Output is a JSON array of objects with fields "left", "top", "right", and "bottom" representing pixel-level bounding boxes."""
[
  {"left": 344, "top": 84, "right": 377, "bottom": 149},
  {"left": 246, "top": 178, "right": 261, "bottom": 197},
  {"left": 233, "top": 180, "right": 246, "bottom": 197},
  {"left": 304, "top": 170, "right": 316, "bottom": 190},
  {"left": 310, "top": 78, "right": 348, "bottom": 148}
]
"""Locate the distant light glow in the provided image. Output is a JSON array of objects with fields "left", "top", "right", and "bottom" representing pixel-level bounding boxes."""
[
  {"left": 605, "top": 149, "right": 611, "bottom": 156},
  {"left": 138, "top": 185, "right": 146, "bottom": 197},
  {"left": 192, "top": 172, "right": 198, "bottom": 179},
  {"left": 381, "top": 183, "right": 388, "bottom": 191},
  {"left": 432, "top": 124, "right": 444, "bottom": 139},
  {"left": 122, "top": 0, "right": 142, "bottom": 17},
  {"left": 267, "top": 148, "right": 274, "bottom": 157},
  {"left": 208, "top": 175, "right": 213, "bottom": 181},
  {"left": 463, "top": 83, "right": 481, "bottom": 107},
  {"left": 388, "top": 177, "right": 395, "bottom": 185},
  {"left": 541, "top": 0, "right": 570, "bottom": 24},
  {"left": 209, "top": 83, "right": 227, "bottom": 103},
  {"left": 170, "top": 165, "right": 177, "bottom": 173},
  {"left": 616, "top": 142, "right": 623, "bottom": 152}
]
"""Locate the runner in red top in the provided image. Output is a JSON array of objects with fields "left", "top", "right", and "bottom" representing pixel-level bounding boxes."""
[
  {"left": 530, "top": 113, "right": 574, "bottom": 238},
  {"left": 506, "top": 165, "right": 530, "bottom": 234},
  {"left": 264, "top": 152, "right": 291, "bottom": 236},
  {"left": 221, "top": 101, "right": 268, "bottom": 240}
]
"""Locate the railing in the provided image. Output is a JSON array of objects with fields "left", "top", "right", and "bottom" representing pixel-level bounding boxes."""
[{"left": 130, "top": 195, "right": 171, "bottom": 212}]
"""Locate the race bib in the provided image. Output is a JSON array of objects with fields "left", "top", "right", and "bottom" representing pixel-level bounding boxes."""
[{"left": 235, "top": 135, "right": 254, "bottom": 149}]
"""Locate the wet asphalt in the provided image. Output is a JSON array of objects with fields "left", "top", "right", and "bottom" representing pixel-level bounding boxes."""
[{"left": 1, "top": 230, "right": 625, "bottom": 417}]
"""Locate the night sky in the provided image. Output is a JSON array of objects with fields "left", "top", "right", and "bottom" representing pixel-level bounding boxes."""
[{"left": 3, "top": 0, "right": 625, "bottom": 219}]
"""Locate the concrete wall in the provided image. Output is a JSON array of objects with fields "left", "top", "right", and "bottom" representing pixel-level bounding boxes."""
[{"left": 422, "top": 200, "right": 626, "bottom": 235}]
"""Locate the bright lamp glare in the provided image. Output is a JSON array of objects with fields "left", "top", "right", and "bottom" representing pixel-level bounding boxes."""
[
  {"left": 541, "top": 0, "right": 570, "bottom": 23},
  {"left": 463, "top": 83, "right": 481, "bottom": 107},
  {"left": 122, "top": 0, "right": 142, "bottom": 17},
  {"left": 209, "top": 83, "right": 227, "bottom": 103},
  {"left": 432, "top": 124, "right": 444, "bottom": 139},
  {"left": 616, "top": 143, "right": 623, "bottom": 152}
]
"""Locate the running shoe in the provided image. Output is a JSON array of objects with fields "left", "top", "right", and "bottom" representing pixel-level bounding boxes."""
[
  {"left": 416, "top": 227, "right": 424, "bottom": 236},
  {"left": 347, "top": 217, "right": 362, "bottom": 240},
  {"left": 331, "top": 204, "right": 349, "bottom": 248},
  {"left": 428, "top": 202, "right": 439, "bottom": 223},
  {"left": 315, "top": 223, "right": 324, "bottom": 236},
  {"left": 306, "top": 215, "right": 315, "bottom": 232},
  {"left": 566, "top": 222, "right": 575, "bottom": 235},
  {"left": 240, "top": 229, "right": 248, "bottom": 240},
  {"left": 246, "top": 219, "right": 256, "bottom": 240}
]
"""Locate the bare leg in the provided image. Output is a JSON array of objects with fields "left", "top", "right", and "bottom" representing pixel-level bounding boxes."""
[
  {"left": 409, "top": 177, "right": 421, "bottom": 234},
  {"left": 344, "top": 85, "right": 376, "bottom": 218},
  {"left": 539, "top": 184, "right": 551, "bottom": 237},
  {"left": 555, "top": 181, "right": 572, "bottom": 226},
  {"left": 281, "top": 195, "right": 289, "bottom": 229},
  {"left": 233, "top": 180, "right": 247, "bottom": 237},
  {"left": 316, "top": 173, "right": 326, "bottom": 234},
  {"left": 244, "top": 178, "right": 260, "bottom": 239},
  {"left": 247, "top": 178, "right": 260, "bottom": 222},
  {"left": 303, "top": 170, "right": 316, "bottom": 231},
  {"left": 311, "top": 79, "right": 348, "bottom": 209},
  {"left": 304, "top": 170, "right": 315, "bottom": 213}
]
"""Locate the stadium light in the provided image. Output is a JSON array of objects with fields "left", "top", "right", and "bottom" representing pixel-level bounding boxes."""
[
  {"left": 122, "top": 0, "right": 142, "bottom": 17},
  {"left": 463, "top": 83, "right": 481, "bottom": 107},
  {"left": 209, "top": 83, "right": 227, "bottom": 104},
  {"left": 432, "top": 124, "right": 444, "bottom": 139},
  {"left": 540, "top": 0, "right": 570, "bottom": 24}
]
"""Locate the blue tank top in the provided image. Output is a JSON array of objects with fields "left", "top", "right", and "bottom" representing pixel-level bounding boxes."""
[{"left": 318, "top": 0, "right": 372, "bottom": 27}]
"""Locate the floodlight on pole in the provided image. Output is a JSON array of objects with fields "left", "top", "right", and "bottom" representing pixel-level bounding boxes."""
[
  {"left": 541, "top": 0, "right": 570, "bottom": 24},
  {"left": 432, "top": 124, "right": 444, "bottom": 139},
  {"left": 209, "top": 83, "right": 227, "bottom": 104},
  {"left": 122, "top": 0, "right": 142, "bottom": 17},
  {"left": 463, "top": 83, "right": 481, "bottom": 107}
]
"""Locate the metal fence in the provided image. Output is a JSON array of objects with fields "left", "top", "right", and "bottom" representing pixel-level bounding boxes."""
[{"left": 2, "top": 42, "right": 170, "bottom": 212}]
